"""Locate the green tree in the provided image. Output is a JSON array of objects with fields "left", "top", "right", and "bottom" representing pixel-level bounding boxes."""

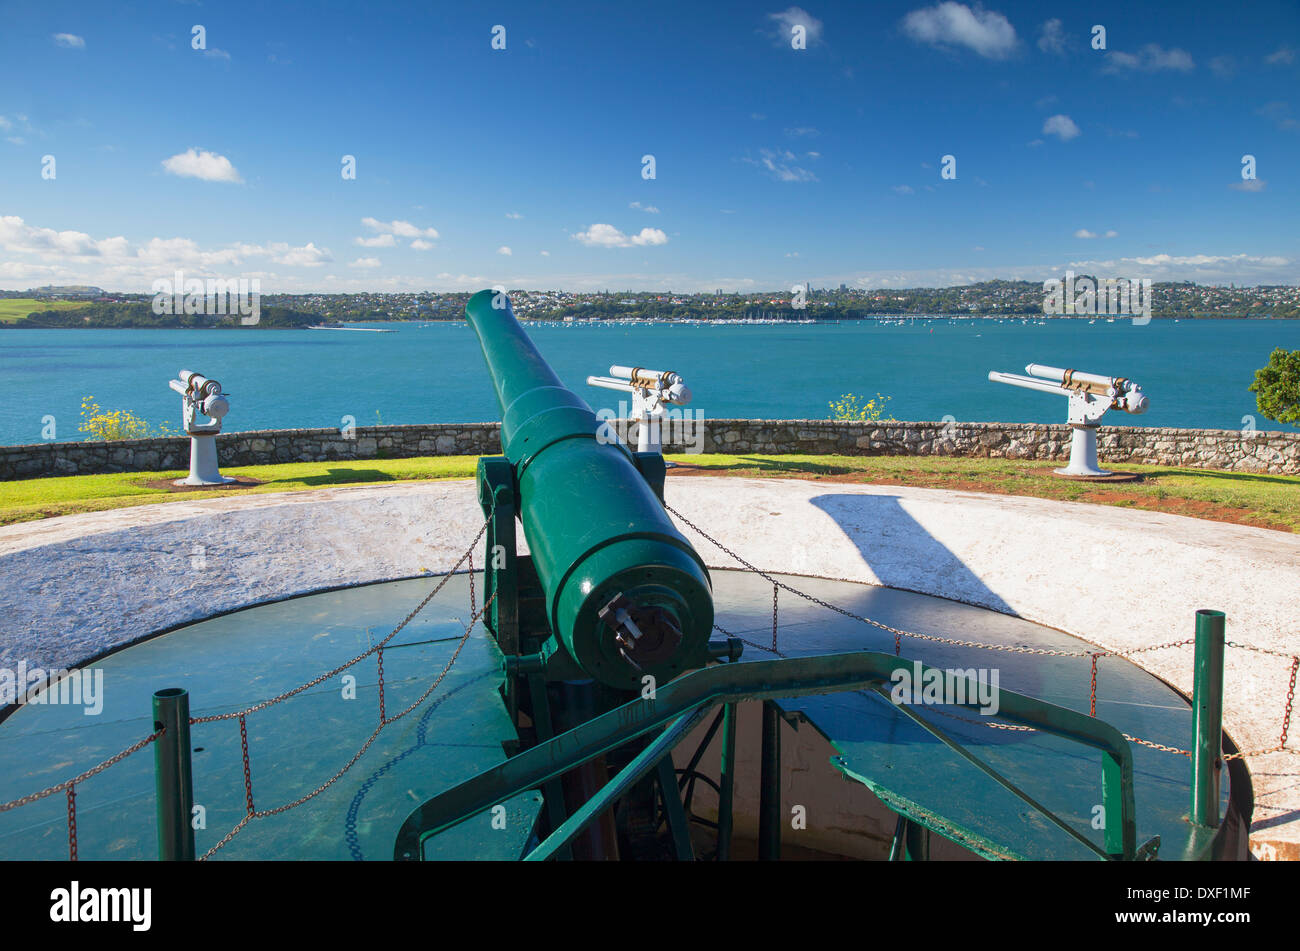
[{"left": 1249, "top": 348, "right": 1300, "bottom": 427}]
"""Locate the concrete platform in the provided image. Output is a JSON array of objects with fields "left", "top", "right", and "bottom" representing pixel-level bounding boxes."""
[{"left": 1, "top": 478, "right": 1296, "bottom": 859}]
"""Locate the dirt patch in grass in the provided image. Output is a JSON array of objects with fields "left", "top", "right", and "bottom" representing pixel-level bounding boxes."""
[
  {"left": 666, "top": 464, "right": 1294, "bottom": 533},
  {"left": 141, "top": 476, "right": 264, "bottom": 493}
]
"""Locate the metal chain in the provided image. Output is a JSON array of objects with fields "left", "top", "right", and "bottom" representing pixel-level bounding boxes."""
[
  {"left": 1090, "top": 653, "right": 1099, "bottom": 718},
  {"left": 669, "top": 504, "right": 1092, "bottom": 658},
  {"left": 1227, "top": 640, "right": 1300, "bottom": 660},
  {"left": 66, "top": 785, "right": 77, "bottom": 861},
  {"left": 685, "top": 506, "right": 1300, "bottom": 765},
  {"left": 5, "top": 505, "right": 499, "bottom": 858},
  {"left": 771, "top": 584, "right": 778, "bottom": 653},
  {"left": 0, "top": 729, "right": 163, "bottom": 813},
  {"left": 1124, "top": 734, "right": 1191, "bottom": 757},
  {"left": 238, "top": 715, "right": 254, "bottom": 815},
  {"left": 191, "top": 512, "right": 492, "bottom": 725},
  {"left": 1281, "top": 656, "right": 1297, "bottom": 749},
  {"left": 198, "top": 590, "right": 496, "bottom": 861}
]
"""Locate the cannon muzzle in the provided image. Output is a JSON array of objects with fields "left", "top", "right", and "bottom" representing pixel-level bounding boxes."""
[{"left": 465, "top": 290, "right": 713, "bottom": 689}]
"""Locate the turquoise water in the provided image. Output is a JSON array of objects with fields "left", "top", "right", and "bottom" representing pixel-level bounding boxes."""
[{"left": 1, "top": 318, "right": 1297, "bottom": 447}]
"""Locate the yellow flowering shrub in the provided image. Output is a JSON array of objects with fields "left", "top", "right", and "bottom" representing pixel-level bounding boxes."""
[
  {"left": 79, "top": 397, "right": 173, "bottom": 441},
  {"left": 828, "top": 393, "right": 893, "bottom": 422}
]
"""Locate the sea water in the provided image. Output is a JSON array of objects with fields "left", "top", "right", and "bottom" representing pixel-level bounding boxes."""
[{"left": 0, "top": 317, "right": 1297, "bottom": 446}]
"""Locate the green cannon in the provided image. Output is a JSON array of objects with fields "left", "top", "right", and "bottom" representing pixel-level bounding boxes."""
[{"left": 465, "top": 289, "right": 714, "bottom": 689}]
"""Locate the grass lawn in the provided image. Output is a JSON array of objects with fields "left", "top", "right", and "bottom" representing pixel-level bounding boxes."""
[
  {"left": 0, "top": 452, "right": 1297, "bottom": 532},
  {"left": 0, "top": 298, "right": 92, "bottom": 324},
  {"left": 0, "top": 456, "right": 479, "bottom": 524}
]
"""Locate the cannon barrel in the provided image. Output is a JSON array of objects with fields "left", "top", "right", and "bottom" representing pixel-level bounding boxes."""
[{"left": 465, "top": 289, "right": 713, "bottom": 689}]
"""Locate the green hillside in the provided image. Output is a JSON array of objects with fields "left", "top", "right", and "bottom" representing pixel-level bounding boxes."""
[{"left": 0, "top": 298, "right": 92, "bottom": 323}]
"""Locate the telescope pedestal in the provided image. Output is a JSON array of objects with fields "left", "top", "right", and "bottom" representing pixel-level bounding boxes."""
[
  {"left": 175, "top": 434, "right": 236, "bottom": 487},
  {"left": 1054, "top": 424, "right": 1128, "bottom": 480}
]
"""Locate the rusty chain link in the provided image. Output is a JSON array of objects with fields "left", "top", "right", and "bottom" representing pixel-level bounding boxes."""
[
  {"left": 238, "top": 715, "right": 254, "bottom": 815},
  {"left": 66, "top": 786, "right": 77, "bottom": 861},
  {"left": 0, "top": 728, "right": 163, "bottom": 814},
  {"left": 771, "top": 584, "right": 778, "bottom": 653}
]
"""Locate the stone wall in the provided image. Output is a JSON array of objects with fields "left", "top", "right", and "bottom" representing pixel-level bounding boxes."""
[{"left": 1, "top": 419, "right": 1297, "bottom": 480}]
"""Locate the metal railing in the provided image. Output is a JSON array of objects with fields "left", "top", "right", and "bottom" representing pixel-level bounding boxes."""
[{"left": 393, "top": 650, "right": 1141, "bottom": 861}]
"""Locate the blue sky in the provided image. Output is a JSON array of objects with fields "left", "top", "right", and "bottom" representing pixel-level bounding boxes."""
[{"left": 1, "top": 0, "right": 1298, "bottom": 292}]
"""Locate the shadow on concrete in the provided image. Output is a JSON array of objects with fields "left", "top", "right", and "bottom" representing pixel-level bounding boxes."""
[
  {"left": 808, "top": 492, "right": 1016, "bottom": 616},
  {"left": 262, "top": 467, "right": 399, "bottom": 487}
]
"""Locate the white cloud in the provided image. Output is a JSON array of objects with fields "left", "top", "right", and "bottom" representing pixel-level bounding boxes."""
[
  {"left": 1229, "top": 179, "right": 1267, "bottom": 192},
  {"left": 1043, "top": 114, "right": 1081, "bottom": 141},
  {"left": 349, "top": 257, "right": 382, "bottom": 268},
  {"left": 629, "top": 201, "right": 661, "bottom": 213},
  {"left": 1037, "top": 18, "right": 1065, "bottom": 55},
  {"left": 892, "top": 185, "right": 915, "bottom": 195},
  {"left": 1265, "top": 46, "right": 1296, "bottom": 65},
  {"left": 505, "top": 212, "right": 523, "bottom": 219},
  {"left": 161, "top": 148, "right": 243, "bottom": 183},
  {"left": 572, "top": 224, "right": 669, "bottom": 248},
  {"left": 272, "top": 243, "right": 332, "bottom": 267},
  {"left": 745, "top": 147, "right": 818, "bottom": 182},
  {"left": 410, "top": 239, "right": 434, "bottom": 250},
  {"left": 361, "top": 217, "right": 438, "bottom": 239},
  {"left": 1104, "top": 230, "right": 1118, "bottom": 238},
  {"left": 203, "top": 48, "right": 232, "bottom": 62},
  {"left": 53, "top": 33, "right": 85, "bottom": 49},
  {"left": 355, "top": 234, "right": 396, "bottom": 248},
  {"left": 1209, "top": 55, "right": 1235, "bottom": 78},
  {"left": 497, "top": 246, "right": 512, "bottom": 255},
  {"left": 784, "top": 126, "right": 819, "bottom": 137},
  {"left": 1101, "top": 44, "right": 1194, "bottom": 74},
  {"left": 540, "top": 250, "right": 550, "bottom": 256},
  {"left": 0, "top": 215, "right": 123, "bottom": 257},
  {"left": 767, "top": 7, "right": 823, "bottom": 47},
  {"left": 901, "top": 3, "right": 1018, "bottom": 60},
  {"left": 1074, "top": 229, "right": 1097, "bottom": 239}
]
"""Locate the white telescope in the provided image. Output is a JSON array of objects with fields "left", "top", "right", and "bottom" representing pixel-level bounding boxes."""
[
  {"left": 586, "top": 365, "right": 692, "bottom": 455},
  {"left": 168, "top": 369, "right": 235, "bottom": 485},
  {"left": 988, "top": 363, "right": 1148, "bottom": 478}
]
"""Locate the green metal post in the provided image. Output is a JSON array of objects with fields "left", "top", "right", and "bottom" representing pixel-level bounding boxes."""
[
  {"left": 656, "top": 754, "right": 695, "bottom": 860},
  {"left": 1191, "top": 609, "right": 1226, "bottom": 828},
  {"left": 152, "top": 688, "right": 195, "bottom": 861},
  {"left": 758, "top": 700, "right": 781, "bottom": 860},
  {"left": 526, "top": 671, "right": 573, "bottom": 860},
  {"left": 716, "top": 702, "right": 737, "bottom": 861}
]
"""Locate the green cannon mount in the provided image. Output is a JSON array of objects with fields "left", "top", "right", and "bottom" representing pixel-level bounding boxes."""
[{"left": 475, "top": 448, "right": 743, "bottom": 860}]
